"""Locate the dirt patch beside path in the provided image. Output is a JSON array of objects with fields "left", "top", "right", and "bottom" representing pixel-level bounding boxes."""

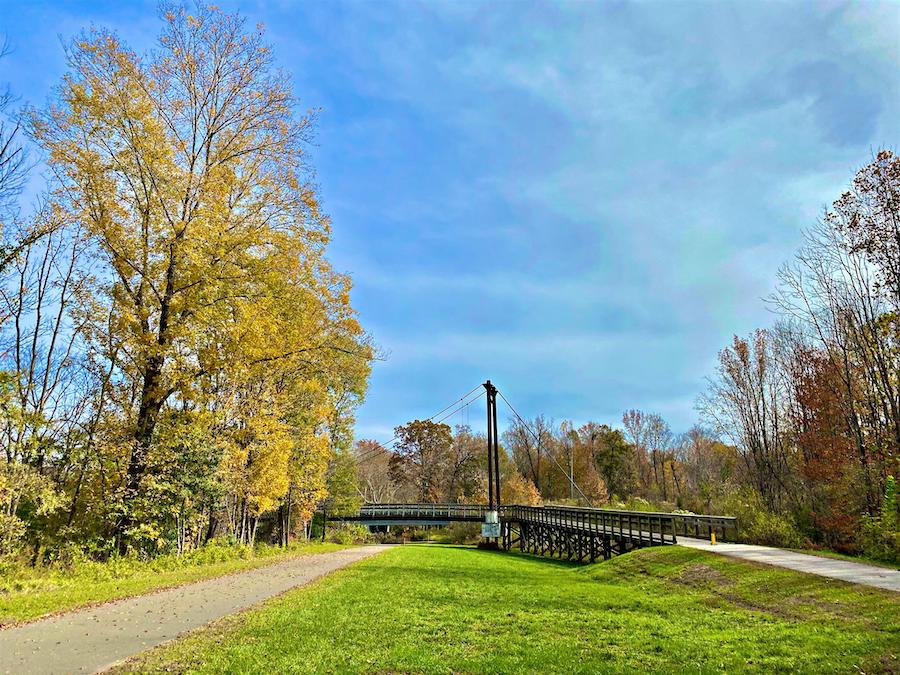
[{"left": 674, "top": 563, "right": 733, "bottom": 587}]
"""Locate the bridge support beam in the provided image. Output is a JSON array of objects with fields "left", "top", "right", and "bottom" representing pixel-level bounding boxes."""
[{"left": 483, "top": 380, "right": 501, "bottom": 514}]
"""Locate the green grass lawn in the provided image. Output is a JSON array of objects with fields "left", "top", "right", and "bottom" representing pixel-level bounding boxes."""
[
  {"left": 120, "top": 544, "right": 900, "bottom": 674},
  {"left": 0, "top": 541, "right": 345, "bottom": 626}
]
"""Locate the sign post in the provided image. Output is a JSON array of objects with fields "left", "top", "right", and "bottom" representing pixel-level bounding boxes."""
[{"left": 482, "top": 510, "right": 500, "bottom": 539}]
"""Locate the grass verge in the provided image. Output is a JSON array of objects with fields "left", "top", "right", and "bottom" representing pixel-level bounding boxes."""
[
  {"left": 0, "top": 541, "right": 345, "bottom": 626},
  {"left": 119, "top": 544, "right": 900, "bottom": 674},
  {"left": 790, "top": 548, "right": 900, "bottom": 570}
]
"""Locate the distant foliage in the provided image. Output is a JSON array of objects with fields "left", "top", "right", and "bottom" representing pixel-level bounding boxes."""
[
  {"left": 858, "top": 476, "right": 900, "bottom": 563},
  {"left": 326, "top": 523, "right": 371, "bottom": 546},
  {"left": 501, "top": 472, "right": 541, "bottom": 506},
  {"left": 719, "top": 488, "right": 806, "bottom": 548}
]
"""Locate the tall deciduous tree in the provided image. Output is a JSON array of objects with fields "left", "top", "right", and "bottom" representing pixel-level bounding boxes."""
[
  {"left": 30, "top": 5, "right": 371, "bottom": 552},
  {"left": 390, "top": 420, "right": 452, "bottom": 503},
  {"left": 700, "top": 330, "right": 793, "bottom": 510}
]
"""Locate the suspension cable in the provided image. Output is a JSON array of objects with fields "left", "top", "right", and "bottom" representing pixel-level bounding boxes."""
[
  {"left": 354, "top": 383, "right": 484, "bottom": 463},
  {"left": 495, "top": 389, "right": 593, "bottom": 507}
]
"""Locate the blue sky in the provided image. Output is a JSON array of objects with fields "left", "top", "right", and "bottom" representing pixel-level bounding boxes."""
[{"left": 1, "top": 0, "right": 898, "bottom": 440}]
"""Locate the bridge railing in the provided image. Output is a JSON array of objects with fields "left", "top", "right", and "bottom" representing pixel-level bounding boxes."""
[
  {"left": 669, "top": 513, "right": 738, "bottom": 542},
  {"left": 503, "top": 505, "right": 678, "bottom": 545},
  {"left": 352, "top": 503, "right": 488, "bottom": 521},
  {"left": 331, "top": 503, "right": 734, "bottom": 543},
  {"left": 527, "top": 506, "right": 738, "bottom": 543}
]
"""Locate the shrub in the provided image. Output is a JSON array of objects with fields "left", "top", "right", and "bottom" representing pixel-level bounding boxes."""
[
  {"left": 882, "top": 475, "right": 897, "bottom": 528},
  {"left": 857, "top": 477, "right": 900, "bottom": 564},
  {"left": 607, "top": 497, "right": 665, "bottom": 512},
  {"left": 439, "top": 522, "right": 480, "bottom": 544},
  {"left": 859, "top": 517, "right": 900, "bottom": 564},
  {"left": 407, "top": 528, "right": 429, "bottom": 541},
  {"left": 718, "top": 488, "right": 806, "bottom": 548},
  {"left": 326, "top": 523, "right": 371, "bottom": 545}
]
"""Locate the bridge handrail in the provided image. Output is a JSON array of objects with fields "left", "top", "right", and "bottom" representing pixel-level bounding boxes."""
[
  {"left": 355, "top": 503, "right": 487, "bottom": 519},
  {"left": 535, "top": 504, "right": 738, "bottom": 542},
  {"left": 358, "top": 503, "right": 735, "bottom": 518},
  {"left": 360, "top": 503, "right": 486, "bottom": 508},
  {"left": 334, "top": 503, "right": 737, "bottom": 543},
  {"left": 503, "top": 504, "right": 678, "bottom": 545},
  {"left": 666, "top": 513, "right": 738, "bottom": 542},
  {"left": 539, "top": 503, "right": 737, "bottom": 520}
]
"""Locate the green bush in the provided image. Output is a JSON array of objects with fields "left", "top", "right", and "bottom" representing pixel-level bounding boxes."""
[
  {"left": 858, "top": 517, "right": 900, "bottom": 564},
  {"left": 858, "top": 476, "right": 900, "bottom": 564},
  {"left": 718, "top": 488, "right": 806, "bottom": 548},
  {"left": 326, "top": 523, "right": 371, "bottom": 545},
  {"left": 608, "top": 497, "right": 656, "bottom": 512},
  {"left": 407, "top": 528, "right": 429, "bottom": 541},
  {"left": 430, "top": 522, "right": 480, "bottom": 544}
]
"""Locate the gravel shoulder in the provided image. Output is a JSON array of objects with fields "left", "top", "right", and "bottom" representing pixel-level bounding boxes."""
[{"left": 0, "top": 545, "right": 391, "bottom": 675}]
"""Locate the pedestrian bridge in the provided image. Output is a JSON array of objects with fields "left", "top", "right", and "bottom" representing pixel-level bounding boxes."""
[{"left": 327, "top": 503, "right": 737, "bottom": 563}]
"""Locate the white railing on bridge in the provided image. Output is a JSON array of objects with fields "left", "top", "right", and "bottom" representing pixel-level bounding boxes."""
[{"left": 356, "top": 503, "right": 488, "bottom": 521}]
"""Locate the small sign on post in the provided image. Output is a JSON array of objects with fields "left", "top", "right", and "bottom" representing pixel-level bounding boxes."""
[{"left": 482, "top": 510, "right": 500, "bottom": 538}]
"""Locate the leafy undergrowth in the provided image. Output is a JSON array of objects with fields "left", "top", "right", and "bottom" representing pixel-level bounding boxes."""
[
  {"left": 0, "top": 540, "right": 345, "bottom": 626},
  {"left": 119, "top": 544, "right": 900, "bottom": 674}
]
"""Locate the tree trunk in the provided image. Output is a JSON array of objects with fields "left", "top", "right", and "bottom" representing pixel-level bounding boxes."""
[
  {"left": 285, "top": 486, "right": 293, "bottom": 546},
  {"left": 113, "top": 357, "right": 166, "bottom": 555},
  {"left": 204, "top": 503, "right": 217, "bottom": 543}
]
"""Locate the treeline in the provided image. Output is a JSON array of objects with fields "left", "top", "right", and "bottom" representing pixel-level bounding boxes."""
[
  {"left": 0, "top": 6, "right": 373, "bottom": 562},
  {"left": 701, "top": 151, "right": 899, "bottom": 560},
  {"left": 353, "top": 417, "right": 740, "bottom": 523}
]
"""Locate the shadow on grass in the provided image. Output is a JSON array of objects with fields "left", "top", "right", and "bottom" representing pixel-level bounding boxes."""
[{"left": 395, "top": 542, "right": 584, "bottom": 569}]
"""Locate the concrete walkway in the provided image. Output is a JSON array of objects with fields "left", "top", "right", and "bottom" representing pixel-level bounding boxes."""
[
  {"left": 0, "top": 545, "right": 391, "bottom": 675},
  {"left": 679, "top": 537, "right": 900, "bottom": 592}
]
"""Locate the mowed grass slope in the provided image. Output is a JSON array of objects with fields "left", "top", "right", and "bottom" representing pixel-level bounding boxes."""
[{"left": 122, "top": 544, "right": 900, "bottom": 674}]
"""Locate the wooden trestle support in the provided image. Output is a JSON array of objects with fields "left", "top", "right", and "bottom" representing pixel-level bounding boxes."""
[
  {"left": 499, "top": 505, "right": 679, "bottom": 563},
  {"left": 501, "top": 521, "right": 649, "bottom": 563}
]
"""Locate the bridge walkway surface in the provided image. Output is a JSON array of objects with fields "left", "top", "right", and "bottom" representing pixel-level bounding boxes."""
[{"left": 679, "top": 537, "right": 900, "bottom": 592}]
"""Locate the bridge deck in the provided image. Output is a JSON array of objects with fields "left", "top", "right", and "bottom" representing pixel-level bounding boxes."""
[
  {"left": 330, "top": 504, "right": 737, "bottom": 545},
  {"left": 326, "top": 503, "right": 737, "bottom": 562}
]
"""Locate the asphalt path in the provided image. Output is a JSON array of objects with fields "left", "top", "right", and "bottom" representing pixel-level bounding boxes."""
[{"left": 679, "top": 537, "right": 900, "bottom": 592}]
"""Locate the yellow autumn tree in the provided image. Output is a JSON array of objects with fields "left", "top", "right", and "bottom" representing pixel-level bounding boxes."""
[
  {"left": 30, "top": 4, "right": 372, "bottom": 552},
  {"left": 220, "top": 407, "right": 292, "bottom": 544},
  {"left": 501, "top": 472, "right": 542, "bottom": 506},
  {"left": 205, "top": 224, "right": 370, "bottom": 545}
]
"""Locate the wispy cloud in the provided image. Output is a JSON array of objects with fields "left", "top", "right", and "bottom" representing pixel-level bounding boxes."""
[{"left": 3, "top": 0, "right": 897, "bottom": 436}]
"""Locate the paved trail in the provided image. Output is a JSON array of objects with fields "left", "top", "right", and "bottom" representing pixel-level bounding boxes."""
[
  {"left": 0, "top": 545, "right": 391, "bottom": 675},
  {"left": 680, "top": 537, "right": 900, "bottom": 592}
]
